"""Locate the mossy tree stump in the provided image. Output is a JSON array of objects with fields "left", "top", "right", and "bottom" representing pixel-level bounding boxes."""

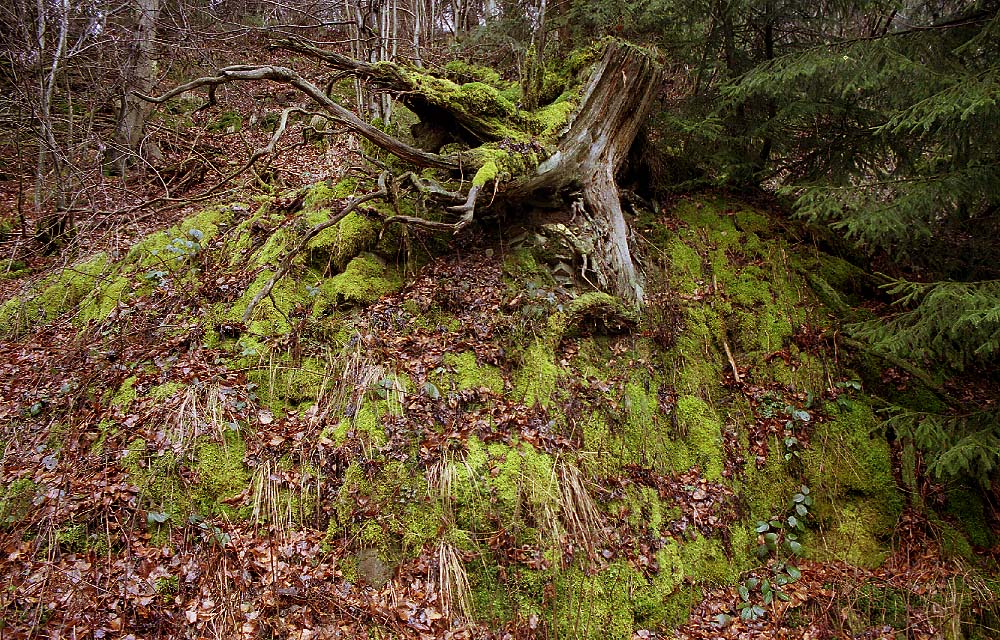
[{"left": 142, "top": 38, "right": 662, "bottom": 306}]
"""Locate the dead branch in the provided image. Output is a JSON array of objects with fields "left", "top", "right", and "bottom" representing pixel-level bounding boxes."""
[
  {"left": 241, "top": 173, "right": 390, "bottom": 324},
  {"left": 135, "top": 65, "right": 459, "bottom": 170},
  {"left": 402, "top": 172, "right": 465, "bottom": 203}
]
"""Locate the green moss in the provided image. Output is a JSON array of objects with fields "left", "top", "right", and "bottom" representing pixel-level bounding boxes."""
[
  {"left": 316, "top": 254, "right": 402, "bottom": 309},
  {"left": 155, "top": 575, "right": 179, "bottom": 596},
  {"left": 733, "top": 209, "right": 772, "bottom": 235},
  {"left": 149, "top": 381, "right": 185, "bottom": 401},
  {"left": 472, "top": 160, "right": 499, "bottom": 187},
  {"left": 515, "top": 341, "right": 560, "bottom": 407},
  {"left": 545, "top": 545, "right": 686, "bottom": 639},
  {"left": 207, "top": 110, "right": 243, "bottom": 133},
  {"left": 815, "top": 255, "right": 869, "bottom": 293},
  {"left": 0, "top": 478, "right": 38, "bottom": 525},
  {"left": 613, "top": 485, "right": 674, "bottom": 533},
  {"left": 676, "top": 395, "right": 724, "bottom": 482},
  {"left": 128, "top": 206, "right": 228, "bottom": 269},
  {"left": 246, "top": 355, "right": 328, "bottom": 408},
  {"left": 325, "top": 405, "right": 387, "bottom": 447},
  {"left": 458, "top": 82, "right": 517, "bottom": 116},
  {"left": 667, "top": 240, "right": 703, "bottom": 294},
  {"left": 77, "top": 273, "right": 131, "bottom": 325},
  {"left": 111, "top": 376, "right": 138, "bottom": 408},
  {"left": 192, "top": 435, "right": 249, "bottom": 516},
  {"left": 944, "top": 486, "right": 996, "bottom": 549},
  {"left": 561, "top": 292, "right": 639, "bottom": 337},
  {"left": 122, "top": 439, "right": 189, "bottom": 524},
  {"left": 56, "top": 524, "right": 88, "bottom": 552},
  {"left": 226, "top": 271, "right": 298, "bottom": 336},
  {"left": 739, "top": 446, "right": 798, "bottom": 521},
  {"left": 0, "top": 253, "right": 109, "bottom": 336},
  {"left": 674, "top": 305, "right": 724, "bottom": 397},
  {"left": 123, "top": 432, "right": 250, "bottom": 523},
  {"left": 808, "top": 499, "right": 893, "bottom": 568},
  {"left": 442, "top": 351, "right": 505, "bottom": 393},
  {"left": 533, "top": 92, "right": 579, "bottom": 137},
  {"left": 307, "top": 211, "right": 380, "bottom": 273},
  {"left": 327, "top": 458, "right": 437, "bottom": 557},
  {"left": 803, "top": 401, "right": 903, "bottom": 567},
  {"left": 443, "top": 60, "right": 505, "bottom": 88},
  {"left": 679, "top": 535, "right": 738, "bottom": 585}
]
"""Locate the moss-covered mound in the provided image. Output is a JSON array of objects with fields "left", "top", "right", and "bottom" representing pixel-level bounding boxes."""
[{"left": 0, "top": 186, "right": 992, "bottom": 638}]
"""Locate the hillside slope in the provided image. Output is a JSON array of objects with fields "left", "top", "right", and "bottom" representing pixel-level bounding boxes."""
[{"left": 0, "top": 187, "right": 993, "bottom": 638}]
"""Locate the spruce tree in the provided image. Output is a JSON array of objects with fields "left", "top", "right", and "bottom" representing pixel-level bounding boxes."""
[{"left": 719, "top": 3, "right": 1000, "bottom": 485}]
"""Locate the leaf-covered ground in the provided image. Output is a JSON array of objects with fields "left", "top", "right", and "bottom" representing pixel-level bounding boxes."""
[{"left": 0, "top": 183, "right": 997, "bottom": 639}]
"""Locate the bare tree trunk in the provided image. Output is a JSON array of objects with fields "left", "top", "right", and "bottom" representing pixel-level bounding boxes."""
[
  {"left": 515, "top": 44, "right": 662, "bottom": 303},
  {"left": 412, "top": 0, "right": 423, "bottom": 66},
  {"left": 105, "top": 0, "right": 162, "bottom": 176},
  {"left": 34, "top": 0, "right": 71, "bottom": 248}
]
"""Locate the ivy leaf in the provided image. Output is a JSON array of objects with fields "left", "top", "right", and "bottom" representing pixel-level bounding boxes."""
[
  {"left": 713, "top": 613, "right": 733, "bottom": 628},
  {"left": 422, "top": 382, "right": 441, "bottom": 399}
]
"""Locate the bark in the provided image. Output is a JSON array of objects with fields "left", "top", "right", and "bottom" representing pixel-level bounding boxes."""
[
  {"left": 514, "top": 43, "right": 663, "bottom": 304},
  {"left": 105, "top": 0, "right": 162, "bottom": 175}
]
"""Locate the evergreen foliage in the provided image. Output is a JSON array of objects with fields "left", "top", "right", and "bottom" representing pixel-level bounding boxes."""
[
  {"left": 646, "top": 2, "right": 1000, "bottom": 486},
  {"left": 854, "top": 278, "right": 1000, "bottom": 372}
]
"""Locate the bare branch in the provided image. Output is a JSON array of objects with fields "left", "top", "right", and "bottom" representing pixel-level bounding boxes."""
[
  {"left": 446, "top": 185, "right": 480, "bottom": 226},
  {"left": 136, "top": 65, "right": 459, "bottom": 170},
  {"left": 403, "top": 172, "right": 465, "bottom": 203}
]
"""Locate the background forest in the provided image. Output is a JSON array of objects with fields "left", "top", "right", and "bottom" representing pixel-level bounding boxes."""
[{"left": 0, "top": 0, "right": 998, "bottom": 637}]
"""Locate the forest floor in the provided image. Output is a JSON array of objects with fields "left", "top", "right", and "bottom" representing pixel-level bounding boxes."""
[{"left": 1, "top": 37, "right": 998, "bottom": 640}]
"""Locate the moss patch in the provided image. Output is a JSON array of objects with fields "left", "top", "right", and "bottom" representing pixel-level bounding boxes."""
[
  {"left": 0, "top": 253, "right": 109, "bottom": 336},
  {"left": 316, "top": 254, "right": 402, "bottom": 310},
  {"left": 515, "top": 341, "right": 560, "bottom": 407},
  {"left": 803, "top": 402, "right": 903, "bottom": 567}
]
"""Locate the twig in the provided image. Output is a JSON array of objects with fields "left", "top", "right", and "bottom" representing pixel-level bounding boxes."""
[{"left": 722, "top": 338, "right": 742, "bottom": 384}]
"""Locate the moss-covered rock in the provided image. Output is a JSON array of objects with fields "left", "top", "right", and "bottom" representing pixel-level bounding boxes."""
[
  {"left": 316, "top": 253, "right": 402, "bottom": 309},
  {"left": 803, "top": 402, "right": 904, "bottom": 567}
]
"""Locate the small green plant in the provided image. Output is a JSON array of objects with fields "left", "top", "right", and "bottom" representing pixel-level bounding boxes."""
[
  {"left": 834, "top": 379, "right": 862, "bottom": 410},
  {"left": 757, "top": 392, "right": 785, "bottom": 419},
  {"left": 782, "top": 405, "right": 811, "bottom": 461},
  {"left": 738, "top": 486, "right": 814, "bottom": 620}
]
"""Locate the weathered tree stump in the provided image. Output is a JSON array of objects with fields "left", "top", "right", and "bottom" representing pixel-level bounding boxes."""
[{"left": 144, "top": 39, "right": 662, "bottom": 306}]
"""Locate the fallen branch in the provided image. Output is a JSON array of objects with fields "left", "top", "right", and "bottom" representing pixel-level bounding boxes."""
[
  {"left": 135, "top": 65, "right": 459, "bottom": 170},
  {"left": 240, "top": 173, "right": 390, "bottom": 323}
]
